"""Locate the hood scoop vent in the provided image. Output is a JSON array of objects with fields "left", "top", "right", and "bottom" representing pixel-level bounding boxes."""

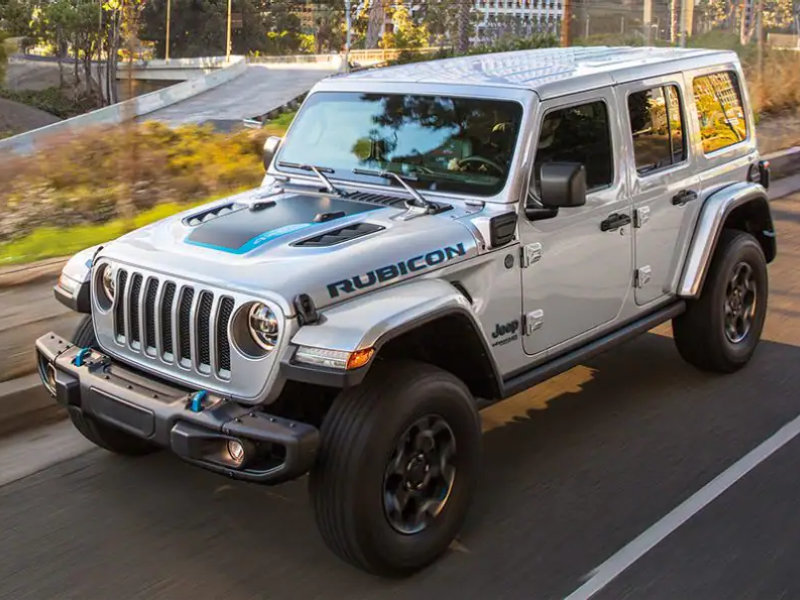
[
  {"left": 183, "top": 202, "right": 245, "bottom": 227},
  {"left": 294, "top": 222, "right": 384, "bottom": 247},
  {"left": 346, "top": 191, "right": 404, "bottom": 207}
]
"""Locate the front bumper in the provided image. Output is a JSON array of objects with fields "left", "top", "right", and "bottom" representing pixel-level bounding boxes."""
[{"left": 35, "top": 332, "right": 319, "bottom": 484}]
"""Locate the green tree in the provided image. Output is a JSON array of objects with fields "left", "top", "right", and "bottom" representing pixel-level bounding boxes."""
[{"left": 381, "top": 0, "right": 428, "bottom": 49}]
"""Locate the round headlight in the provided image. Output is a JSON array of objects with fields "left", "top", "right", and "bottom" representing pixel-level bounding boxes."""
[
  {"left": 248, "top": 303, "right": 279, "bottom": 351},
  {"left": 100, "top": 264, "right": 115, "bottom": 302}
]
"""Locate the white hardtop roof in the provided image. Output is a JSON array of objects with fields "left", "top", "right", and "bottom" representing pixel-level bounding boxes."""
[{"left": 335, "top": 46, "right": 739, "bottom": 99}]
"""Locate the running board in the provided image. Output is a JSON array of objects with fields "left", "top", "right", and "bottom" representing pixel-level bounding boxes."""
[{"left": 500, "top": 302, "right": 686, "bottom": 398}]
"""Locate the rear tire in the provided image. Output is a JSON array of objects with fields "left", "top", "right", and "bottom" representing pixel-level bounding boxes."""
[
  {"left": 67, "top": 316, "right": 158, "bottom": 456},
  {"left": 673, "top": 229, "right": 768, "bottom": 372},
  {"left": 309, "top": 360, "right": 481, "bottom": 576}
]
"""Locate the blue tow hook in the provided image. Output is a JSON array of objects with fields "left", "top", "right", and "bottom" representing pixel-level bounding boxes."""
[
  {"left": 73, "top": 347, "right": 92, "bottom": 367},
  {"left": 189, "top": 390, "right": 208, "bottom": 413}
]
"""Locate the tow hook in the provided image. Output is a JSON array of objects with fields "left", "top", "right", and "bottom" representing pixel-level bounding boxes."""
[
  {"left": 72, "top": 347, "right": 92, "bottom": 367},
  {"left": 189, "top": 390, "right": 208, "bottom": 413}
]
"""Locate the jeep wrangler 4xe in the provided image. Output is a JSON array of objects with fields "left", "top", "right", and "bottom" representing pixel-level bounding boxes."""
[{"left": 36, "top": 47, "right": 776, "bottom": 575}]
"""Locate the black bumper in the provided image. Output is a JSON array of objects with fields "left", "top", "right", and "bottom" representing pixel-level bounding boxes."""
[{"left": 35, "top": 332, "right": 319, "bottom": 484}]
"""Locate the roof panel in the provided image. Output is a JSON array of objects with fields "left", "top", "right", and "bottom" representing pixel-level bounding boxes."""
[{"left": 340, "top": 46, "right": 736, "bottom": 96}]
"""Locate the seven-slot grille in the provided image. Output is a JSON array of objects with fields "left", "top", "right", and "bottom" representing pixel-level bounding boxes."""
[{"left": 111, "top": 269, "right": 234, "bottom": 377}]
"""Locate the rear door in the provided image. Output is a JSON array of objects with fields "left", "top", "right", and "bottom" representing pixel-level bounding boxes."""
[{"left": 619, "top": 76, "right": 700, "bottom": 306}]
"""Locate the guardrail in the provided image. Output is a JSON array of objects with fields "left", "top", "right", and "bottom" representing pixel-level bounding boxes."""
[{"left": 0, "top": 56, "right": 247, "bottom": 156}]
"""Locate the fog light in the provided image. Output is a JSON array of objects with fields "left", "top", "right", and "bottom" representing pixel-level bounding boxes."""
[{"left": 227, "top": 440, "right": 246, "bottom": 466}]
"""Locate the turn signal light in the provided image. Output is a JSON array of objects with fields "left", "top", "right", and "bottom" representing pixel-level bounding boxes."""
[{"left": 346, "top": 348, "right": 375, "bottom": 370}]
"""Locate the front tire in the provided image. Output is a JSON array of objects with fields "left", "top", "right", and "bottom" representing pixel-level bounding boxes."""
[
  {"left": 673, "top": 229, "right": 768, "bottom": 372},
  {"left": 309, "top": 360, "right": 481, "bottom": 576},
  {"left": 67, "top": 316, "right": 158, "bottom": 456}
]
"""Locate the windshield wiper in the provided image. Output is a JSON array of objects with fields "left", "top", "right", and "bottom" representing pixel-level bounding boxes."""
[
  {"left": 352, "top": 168, "right": 437, "bottom": 212},
  {"left": 278, "top": 161, "right": 341, "bottom": 195}
]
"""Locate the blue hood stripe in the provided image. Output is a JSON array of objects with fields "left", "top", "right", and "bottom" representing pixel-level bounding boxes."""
[{"left": 185, "top": 223, "right": 312, "bottom": 254}]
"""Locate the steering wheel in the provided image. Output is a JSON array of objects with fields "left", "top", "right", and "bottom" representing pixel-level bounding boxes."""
[{"left": 457, "top": 156, "right": 506, "bottom": 176}]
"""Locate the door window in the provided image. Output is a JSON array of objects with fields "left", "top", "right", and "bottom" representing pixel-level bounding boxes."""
[
  {"left": 627, "top": 84, "right": 686, "bottom": 175},
  {"left": 533, "top": 100, "right": 613, "bottom": 193},
  {"left": 692, "top": 71, "right": 748, "bottom": 153}
]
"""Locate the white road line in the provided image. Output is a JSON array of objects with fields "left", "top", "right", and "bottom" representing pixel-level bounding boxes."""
[{"left": 564, "top": 412, "right": 800, "bottom": 600}]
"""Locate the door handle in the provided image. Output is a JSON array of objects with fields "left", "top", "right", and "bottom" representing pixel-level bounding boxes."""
[
  {"left": 600, "top": 213, "right": 632, "bottom": 232},
  {"left": 672, "top": 189, "right": 698, "bottom": 206}
]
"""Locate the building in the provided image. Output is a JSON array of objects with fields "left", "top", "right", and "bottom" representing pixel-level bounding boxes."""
[{"left": 474, "top": 0, "right": 566, "bottom": 41}]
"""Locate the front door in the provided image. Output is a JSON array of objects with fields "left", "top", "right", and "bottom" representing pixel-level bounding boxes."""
[
  {"left": 619, "top": 75, "right": 700, "bottom": 305},
  {"left": 520, "top": 90, "right": 633, "bottom": 358}
]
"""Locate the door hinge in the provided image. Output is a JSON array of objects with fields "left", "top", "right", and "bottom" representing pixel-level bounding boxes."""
[
  {"left": 635, "top": 265, "right": 652, "bottom": 288},
  {"left": 521, "top": 242, "right": 543, "bottom": 268},
  {"left": 524, "top": 309, "right": 544, "bottom": 335},
  {"left": 634, "top": 206, "right": 650, "bottom": 228}
]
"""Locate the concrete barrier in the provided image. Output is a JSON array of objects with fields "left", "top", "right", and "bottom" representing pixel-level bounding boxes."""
[{"left": 0, "top": 55, "right": 247, "bottom": 156}]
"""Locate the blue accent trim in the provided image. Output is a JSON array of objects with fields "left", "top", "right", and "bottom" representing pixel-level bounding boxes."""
[
  {"left": 190, "top": 390, "right": 207, "bottom": 413},
  {"left": 185, "top": 223, "right": 312, "bottom": 254},
  {"left": 73, "top": 347, "right": 91, "bottom": 367}
]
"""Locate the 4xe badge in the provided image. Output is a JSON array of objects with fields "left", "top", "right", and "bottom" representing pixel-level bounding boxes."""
[{"left": 491, "top": 319, "right": 519, "bottom": 347}]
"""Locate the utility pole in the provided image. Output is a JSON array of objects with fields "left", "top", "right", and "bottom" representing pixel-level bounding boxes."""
[
  {"left": 584, "top": 12, "right": 590, "bottom": 38},
  {"left": 756, "top": 0, "right": 764, "bottom": 80},
  {"left": 226, "top": 0, "right": 232, "bottom": 61},
  {"left": 560, "top": 0, "right": 571, "bottom": 47},
  {"left": 644, "top": 0, "right": 653, "bottom": 45},
  {"left": 344, "top": 0, "right": 352, "bottom": 71},
  {"left": 165, "top": 0, "right": 172, "bottom": 61},
  {"left": 680, "top": 0, "right": 688, "bottom": 47}
]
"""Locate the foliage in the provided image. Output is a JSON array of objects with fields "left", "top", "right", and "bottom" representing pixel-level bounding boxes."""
[
  {"left": 0, "top": 86, "right": 96, "bottom": 118},
  {"left": 0, "top": 0, "right": 33, "bottom": 36},
  {"left": 0, "top": 121, "right": 266, "bottom": 251},
  {"left": 140, "top": 0, "right": 305, "bottom": 58},
  {"left": 0, "top": 32, "right": 6, "bottom": 83},
  {"left": 261, "top": 109, "right": 296, "bottom": 137},
  {"left": 0, "top": 200, "right": 211, "bottom": 265},
  {"left": 381, "top": 0, "right": 428, "bottom": 50}
]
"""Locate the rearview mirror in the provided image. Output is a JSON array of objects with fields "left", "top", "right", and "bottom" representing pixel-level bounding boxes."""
[
  {"left": 263, "top": 136, "right": 282, "bottom": 171},
  {"left": 540, "top": 162, "right": 587, "bottom": 208}
]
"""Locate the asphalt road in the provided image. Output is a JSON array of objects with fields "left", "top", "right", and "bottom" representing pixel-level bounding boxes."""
[
  {"left": 142, "top": 64, "right": 336, "bottom": 128},
  {"left": 0, "top": 193, "right": 799, "bottom": 600}
]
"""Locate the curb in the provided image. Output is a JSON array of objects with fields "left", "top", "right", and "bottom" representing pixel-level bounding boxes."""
[
  {"left": 763, "top": 146, "right": 800, "bottom": 180},
  {"left": 0, "top": 257, "right": 67, "bottom": 289},
  {"left": 0, "top": 373, "right": 62, "bottom": 438}
]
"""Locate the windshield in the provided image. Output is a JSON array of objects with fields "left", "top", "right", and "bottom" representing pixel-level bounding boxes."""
[{"left": 277, "top": 92, "right": 523, "bottom": 197}]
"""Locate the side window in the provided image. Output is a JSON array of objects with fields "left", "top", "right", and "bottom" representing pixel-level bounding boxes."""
[
  {"left": 692, "top": 71, "right": 748, "bottom": 153},
  {"left": 533, "top": 100, "right": 613, "bottom": 193},
  {"left": 627, "top": 84, "right": 686, "bottom": 175}
]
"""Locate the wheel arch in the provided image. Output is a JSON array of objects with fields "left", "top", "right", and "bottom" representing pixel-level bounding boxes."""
[
  {"left": 283, "top": 278, "right": 502, "bottom": 401},
  {"left": 678, "top": 182, "right": 775, "bottom": 298}
]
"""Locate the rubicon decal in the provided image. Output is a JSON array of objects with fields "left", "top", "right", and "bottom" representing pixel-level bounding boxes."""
[{"left": 327, "top": 243, "right": 467, "bottom": 298}]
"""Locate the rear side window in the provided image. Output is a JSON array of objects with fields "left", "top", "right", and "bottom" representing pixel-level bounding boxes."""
[
  {"left": 627, "top": 84, "right": 686, "bottom": 174},
  {"left": 534, "top": 101, "right": 613, "bottom": 191},
  {"left": 692, "top": 71, "right": 748, "bottom": 153}
]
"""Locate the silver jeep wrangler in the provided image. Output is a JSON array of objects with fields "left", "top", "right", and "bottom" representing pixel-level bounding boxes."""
[{"left": 36, "top": 46, "right": 776, "bottom": 575}]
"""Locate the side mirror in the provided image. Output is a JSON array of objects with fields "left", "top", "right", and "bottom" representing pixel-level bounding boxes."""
[
  {"left": 262, "top": 136, "right": 282, "bottom": 171},
  {"left": 525, "top": 162, "right": 587, "bottom": 221}
]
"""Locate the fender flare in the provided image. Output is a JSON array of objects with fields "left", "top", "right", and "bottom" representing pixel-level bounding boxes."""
[
  {"left": 677, "top": 182, "right": 774, "bottom": 298},
  {"left": 283, "top": 278, "right": 501, "bottom": 391}
]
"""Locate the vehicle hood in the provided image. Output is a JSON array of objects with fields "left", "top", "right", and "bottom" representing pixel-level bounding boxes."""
[{"left": 98, "top": 187, "right": 486, "bottom": 316}]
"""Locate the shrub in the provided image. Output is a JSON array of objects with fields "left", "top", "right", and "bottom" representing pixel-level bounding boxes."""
[{"left": 0, "top": 121, "right": 266, "bottom": 244}]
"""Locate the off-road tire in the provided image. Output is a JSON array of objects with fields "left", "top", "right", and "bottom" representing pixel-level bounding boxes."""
[
  {"left": 309, "top": 360, "right": 481, "bottom": 576},
  {"left": 673, "top": 229, "right": 768, "bottom": 372},
  {"left": 67, "top": 316, "right": 158, "bottom": 456}
]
